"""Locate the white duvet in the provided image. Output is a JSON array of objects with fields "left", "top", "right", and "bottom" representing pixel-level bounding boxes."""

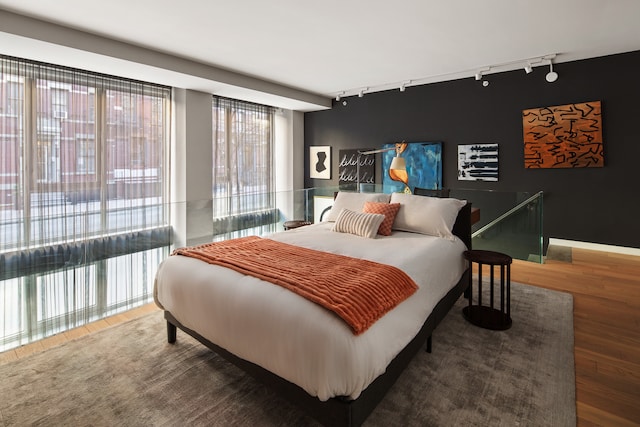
[{"left": 154, "top": 223, "right": 467, "bottom": 401}]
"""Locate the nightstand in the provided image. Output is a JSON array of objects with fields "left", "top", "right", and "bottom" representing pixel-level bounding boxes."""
[
  {"left": 283, "top": 220, "right": 312, "bottom": 230},
  {"left": 462, "top": 249, "right": 513, "bottom": 330}
]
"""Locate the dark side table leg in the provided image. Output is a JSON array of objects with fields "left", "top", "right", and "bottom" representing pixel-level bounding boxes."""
[
  {"left": 500, "top": 264, "right": 505, "bottom": 315},
  {"left": 478, "top": 262, "right": 483, "bottom": 307},
  {"left": 507, "top": 264, "right": 511, "bottom": 319}
]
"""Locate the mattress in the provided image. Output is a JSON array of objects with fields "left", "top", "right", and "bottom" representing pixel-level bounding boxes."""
[{"left": 154, "top": 222, "right": 467, "bottom": 400}]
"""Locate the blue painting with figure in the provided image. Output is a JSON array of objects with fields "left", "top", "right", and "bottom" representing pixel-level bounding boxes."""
[{"left": 381, "top": 142, "right": 442, "bottom": 193}]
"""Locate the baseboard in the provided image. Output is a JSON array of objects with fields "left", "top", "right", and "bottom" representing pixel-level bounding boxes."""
[{"left": 549, "top": 238, "right": 640, "bottom": 257}]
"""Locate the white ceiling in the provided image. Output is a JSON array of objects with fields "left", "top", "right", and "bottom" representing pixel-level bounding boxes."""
[{"left": 1, "top": 0, "right": 640, "bottom": 111}]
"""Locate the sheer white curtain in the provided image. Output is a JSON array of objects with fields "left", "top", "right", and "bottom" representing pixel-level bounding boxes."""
[
  {"left": 211, "top": 96, "right": 275, "bottom": 236},
  {"left": 0, "top": 55, "right": 171, "bottom": 351}
]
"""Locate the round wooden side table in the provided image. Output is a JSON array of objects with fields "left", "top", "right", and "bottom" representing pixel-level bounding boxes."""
[{"left": 462, "top": 249, "right": 513, "bottom": 330}]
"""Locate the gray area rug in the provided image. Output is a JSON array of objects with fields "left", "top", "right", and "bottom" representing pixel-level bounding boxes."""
[{"left": 0, "top": 282, "right": 575, "bottom": 427}]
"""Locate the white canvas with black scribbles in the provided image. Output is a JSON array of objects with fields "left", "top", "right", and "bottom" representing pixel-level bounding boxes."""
[{"left": 458, "top": 144, "right": 499, "bottom": 181}]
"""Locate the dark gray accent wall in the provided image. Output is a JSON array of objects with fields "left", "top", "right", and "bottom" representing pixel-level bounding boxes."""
[{"left": 304, "top": 51, "right": 640, "bottom": 249}]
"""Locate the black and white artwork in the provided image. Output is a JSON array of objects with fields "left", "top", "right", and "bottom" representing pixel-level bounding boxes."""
[
  {"left": 338, "top": 149, "right": 375, "bottom": 187},
  {"left": 458, "top": 144, "right": 499, "bottom": 181},
  {"left": 309, "top": 146, "right": 331, "bottom": 179}
]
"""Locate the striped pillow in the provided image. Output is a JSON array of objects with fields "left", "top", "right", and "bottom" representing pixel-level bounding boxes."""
[
  {"left": 363, "top": 202, "right": 401, "bottom": 235},
  {"left": 332, "top": 209, "right": 385, "bottom": 239}
]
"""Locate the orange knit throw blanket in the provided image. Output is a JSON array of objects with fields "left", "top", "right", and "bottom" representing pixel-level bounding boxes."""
[{"left": 172, "top": 236, "right": 418, "bottom": 335}]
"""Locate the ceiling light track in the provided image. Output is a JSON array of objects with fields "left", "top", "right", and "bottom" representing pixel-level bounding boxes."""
[{"left": 332, "top": 53, "right": 559, "bottom": 100}]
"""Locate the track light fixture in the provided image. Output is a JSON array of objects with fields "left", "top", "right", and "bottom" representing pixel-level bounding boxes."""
[
  {"left": 475, "top": 68, "right": 491, "bottom": 87},
  {"left": 330, "top": 53, "right": 558, "bottom": 100},
  {"left": 475, "top": 67, "right": 491, "bottom": 86},
  {"left": 545, "top": 61, "right": 559, "bottom": 82},
  {"left": 400, "top": 80, "right": 413, "bottom": 92}
]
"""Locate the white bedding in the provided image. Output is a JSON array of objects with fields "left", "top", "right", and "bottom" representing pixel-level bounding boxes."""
[{"left": 154, "top": 222, "right": 467, "bottom": 401}]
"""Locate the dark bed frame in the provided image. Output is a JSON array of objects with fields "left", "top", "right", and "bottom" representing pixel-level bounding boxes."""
[{"left": 163, "top": 202, "right": 472, "bottom": 427}]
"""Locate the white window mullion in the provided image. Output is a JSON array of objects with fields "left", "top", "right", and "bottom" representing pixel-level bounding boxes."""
[
  {"left": 96, "top": 86, "right": 107, "bottom": 233},
  {"left": 22, "top": 75, "right": 36, "bottom": 248}
]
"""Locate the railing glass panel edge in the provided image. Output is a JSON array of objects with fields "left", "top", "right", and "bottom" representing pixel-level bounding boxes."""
[{"left": 0, "top": 186, "right": 542, "bottom": 352}]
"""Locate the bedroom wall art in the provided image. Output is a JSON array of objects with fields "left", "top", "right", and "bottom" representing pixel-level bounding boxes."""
[
  {"left": 309, "top": 146, "right": 331, "bottom": 179},
  {"left": 338, "top": 149, "right": 375, "bottom": 187},
  {"left": 522, "top": 100, "right": 603, "bottom": 168},
  {"left": 381, "top": 142, "right": 442, "bottom": 193},
  {"left": 458, "top": 144, "right": 499, "bottom": 181}
]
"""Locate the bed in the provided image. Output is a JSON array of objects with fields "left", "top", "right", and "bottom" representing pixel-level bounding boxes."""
[{"left": 154, "top": 192, "right": 472, "bottom": 426}]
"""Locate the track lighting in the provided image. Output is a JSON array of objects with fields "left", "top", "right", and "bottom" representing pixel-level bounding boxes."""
[
  {"left": 331, "top": 53, "right": 558, "bottom": 100},
  {"left": 545, "top": 61, "right": 558, "bottom": 82},
  {"left": 475, "top": 66, "right": 491, "bottom": 85}
]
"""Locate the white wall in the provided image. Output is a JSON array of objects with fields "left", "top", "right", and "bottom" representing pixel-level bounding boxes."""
[
  {"left": 275, "top": 109, "right": 305, "bottom": 192},
  {"left": 171, "top": 89, "right": 214, "bottom": 246},
  {"left": 274, "top": 109, "right": 306, "bottom": 222}
]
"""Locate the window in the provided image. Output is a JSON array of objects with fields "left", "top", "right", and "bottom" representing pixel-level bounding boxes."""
[
  {"left": 51, "top": 87, "right": 68, "bottom": 119},
  {"left": 6, "top": 81, "right": 21, "bottom": 115},
  {"left": 0, "top": 55, "right": 171, "bottom": 250},
  {"left": 35, "top": 133, "right": 59, "bottom": 183},
  {"left": 130, "top": 136, "right": 145, "bottom": 167},
  {"left": 212, "top": 97, "right": 274, "bottom": 223},
  {"left": 0, "top": 55, "right": 172, "bottom": 351},
  {"left": 76, "top": 138, "right": 96, "bottom": 175}
]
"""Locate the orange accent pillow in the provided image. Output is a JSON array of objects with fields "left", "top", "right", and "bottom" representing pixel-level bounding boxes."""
[{"left": 363, "top": 202, "right": 401, "bottom": 236}]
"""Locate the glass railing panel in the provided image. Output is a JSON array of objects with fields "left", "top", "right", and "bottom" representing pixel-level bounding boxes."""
[
  {"left": 0, "top": 199, "right": 174, "bottom": 353},
  {"left": 206, "top": 187, "right": 346, "bottom": 243},
  {"left": 0, "top": 245, "right": 170, "bottom": 353},
  {"left": 0, "top": 187, "right": 544, "bottom": 352},
  {"left": 450, "top": 190, "right": 544, "bottom": 263}
]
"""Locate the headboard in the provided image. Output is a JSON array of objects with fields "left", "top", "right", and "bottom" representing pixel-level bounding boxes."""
[{"left": 452, "top": 202, "right": 472, "bottom": 250}]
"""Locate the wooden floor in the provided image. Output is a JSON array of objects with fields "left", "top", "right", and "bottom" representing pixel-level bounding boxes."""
[
  {"left": 508, "top": 248, "right": 640, "bottom": 427},
  {"left": 0, "top": 302, "right": 160, "bottom": 364},
  {"left": 1, "top": 248, "right": 638, "bottom": 426}
]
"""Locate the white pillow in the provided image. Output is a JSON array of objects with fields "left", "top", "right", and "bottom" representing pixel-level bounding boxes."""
[
  {"left": 332, "top": 209, "right": 385, "bottom": 239},
  {"left": 325, "top": 191, "right": 391, "bottom": 222},
  {"left": 390, "top": 193, "right": 467, "bottom": 239}
]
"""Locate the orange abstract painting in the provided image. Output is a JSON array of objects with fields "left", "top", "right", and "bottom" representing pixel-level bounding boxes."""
[{"left": 522, "top": 101, "right": 603, "bottom": 168}]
